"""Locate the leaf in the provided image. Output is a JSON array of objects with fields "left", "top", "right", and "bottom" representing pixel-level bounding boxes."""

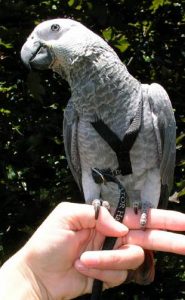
[
  {"left": 68, "top": 0, "right": 82, "bottom": 10},
  {"left": 176, "top": 180, "right": 185, "bottom": 190},
  {"left": 52, "top": 5, "right": 57, "bottom": 10},
  {"left": 0, "top": 39, "right": 13, "bottom": 49},
  {"left": 12, "top": 125, "right": 23, "bottom": 136},
  {"left": 115, "top": 35, "right": 130, "bottom": 53},
  {"left": 176, "top": 133, "right": 185, "bottom": 145},
  {"left": 68, "top": 0, "right": 75, "bottom": 6},
  {"left": 102, "top": 29, "right": 130, "bottom": 52},
  {"left": 177, "top": 160, "right": 185, "bottom": 167},
  {"left": 150, "top": 0, "right": 171, "bottom": 12},
  {"left": 6, "top": 165, "right": 17, "bottom": 180},
  {"left": 178, "top": 188, "right": 185, "bottom": 198},
  {"left": 102, "top": 28, "right": 113, "bottom": 41},
  {"left": 0, "top": 108, "right": 11, "bottom": 116},
  {"left": 0, "top": 82, "right": 16, "bottom": 93}
]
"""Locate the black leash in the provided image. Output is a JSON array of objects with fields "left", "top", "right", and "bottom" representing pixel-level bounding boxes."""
[{"left": 90, "top": 168, "right": 128, "bottom": 300}]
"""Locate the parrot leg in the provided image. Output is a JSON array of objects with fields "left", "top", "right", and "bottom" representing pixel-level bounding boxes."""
[
  {"left": 140, "top": 168, "right": 161, "bottom": 226},
  {"left": 140, "top": 201, "right": 153, "bottom": 227},
  {"left": 91, "top": 168, "right": 114, "bottom": 220}
]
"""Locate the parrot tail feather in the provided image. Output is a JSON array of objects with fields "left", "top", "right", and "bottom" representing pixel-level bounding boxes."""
[{"left": 126, "top": 250, "right": 155, "bottom": 285}]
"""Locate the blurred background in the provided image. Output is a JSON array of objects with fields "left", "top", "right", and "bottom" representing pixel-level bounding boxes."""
[{"left": 0, "top": 0, "right": 184, "bottom": 299}]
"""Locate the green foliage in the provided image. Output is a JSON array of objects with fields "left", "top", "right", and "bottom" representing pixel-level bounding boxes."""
[
  {"left": 150, "top": 0, "right": 171, "bottom": 12},
  {"left": 0, "top": 0, "right": 184, "bottom": 298},
  {"left": 102, "top": 27, "right": 130, "bottom": 52},
  {"left": 0, "top": 39, "right": 13, "bottom": 49}
]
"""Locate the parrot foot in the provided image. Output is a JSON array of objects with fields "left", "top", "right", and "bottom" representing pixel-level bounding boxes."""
[
  {"left": 92, "top": 199, "right": 110, "bottom": 220},
  {"left": 140, "top": 201, "right": 153, "bottom": 227}
]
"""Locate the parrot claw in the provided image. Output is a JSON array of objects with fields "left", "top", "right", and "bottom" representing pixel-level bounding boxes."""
[
  {"left": 92, "top": 199, "right": 111, "bottom": 220},
  {"left": 140, "top": 201, "right": 153, "bottom": 227},
  {"left": 140, "top": 212, "right": 147, "bottom": 227},
  {"left": 102, "top": 200, "right": 111, "bottom": 211},
  {"left": 92, "top": 199, "right": 102, "bottom": 220},
  {"left": 133, "top": 201, "right": 140, "bottom": 214}
]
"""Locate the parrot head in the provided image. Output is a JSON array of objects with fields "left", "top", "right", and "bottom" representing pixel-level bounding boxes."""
[{"left": 21, "top": 18, "right": 106, "bottom": 76}]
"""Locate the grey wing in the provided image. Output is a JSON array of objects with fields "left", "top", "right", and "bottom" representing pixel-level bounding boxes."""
[
  {"left": 63, "top": 99, "right": 82, "bottom": 190},
  {"left": 147, "top": 83, "right": 176, "bottom": 208}
]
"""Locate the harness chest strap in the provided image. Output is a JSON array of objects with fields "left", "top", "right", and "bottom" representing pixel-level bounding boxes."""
[{"left": 91, "top": 97, "right": 143, "bottom": 176}]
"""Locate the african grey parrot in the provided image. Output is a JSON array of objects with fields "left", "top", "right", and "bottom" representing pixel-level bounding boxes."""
[{"left": 21, "top": 18, "right": 176, "bottom": 287}]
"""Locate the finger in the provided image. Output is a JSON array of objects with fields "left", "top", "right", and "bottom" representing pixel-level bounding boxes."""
[
  {"left": 75, "top": 260, "right": 128, "bottom": 288},
  {"left": 125, "top": 229, "right": 185, "bottom": 255},
  {"left": 56, "top": 202, "right": 128, "bottom": 236},
  {"left": 77, "top": 245, "right": 144, "bottom": 270},
  {"left": 124, "top": 208, "right": 185, "bottom": 231}
]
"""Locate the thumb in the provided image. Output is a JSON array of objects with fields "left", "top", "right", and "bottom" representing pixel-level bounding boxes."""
[{"left": 57, "top": 202, "right": 128, "bottom": 237}]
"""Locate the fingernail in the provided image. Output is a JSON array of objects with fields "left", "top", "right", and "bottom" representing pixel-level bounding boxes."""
[{"left": 75, "top": 259, "right": 89, "bottom": 271}]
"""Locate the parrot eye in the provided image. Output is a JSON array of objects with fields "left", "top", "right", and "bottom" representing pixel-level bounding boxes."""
[{"left": 51, "top": 24, "right": 60, "bottom": 32}]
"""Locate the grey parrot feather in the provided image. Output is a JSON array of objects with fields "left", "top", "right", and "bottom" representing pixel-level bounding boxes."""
[
  {"left": 148, "top": 83, "right": 176, "bottom": 189},
  {"left": 63, "top": 98, "right": 82, "bottom": 190}
]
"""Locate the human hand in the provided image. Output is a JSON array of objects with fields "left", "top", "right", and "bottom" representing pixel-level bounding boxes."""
[
  {"left": 77, "top": 207, "right": 185, "bottom": 285},
  {"left": 18, "top": 202, "right": 130, "bottom": 300},
  {"left": 1, "top": 203, "right": 185, "bottom": 300},
  {"left": 122, "top": 207, "right": 185, "bottom": 253}
]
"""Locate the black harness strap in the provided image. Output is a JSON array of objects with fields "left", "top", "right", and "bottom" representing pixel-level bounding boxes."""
[{"left": 91, "top": 98, "right": 143, "bottom": 175}]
